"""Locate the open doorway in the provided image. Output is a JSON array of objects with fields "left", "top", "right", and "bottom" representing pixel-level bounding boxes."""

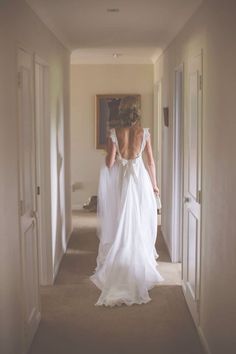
[{"left": 172, "top": 64, "right": 184, "bottom": 264}]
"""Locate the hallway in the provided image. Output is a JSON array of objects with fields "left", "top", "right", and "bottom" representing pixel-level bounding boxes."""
[
  {"left": 29, "top": 211, "right": 203, "bottom": 354},
  {"left": 1, "top": 1, "right": 236, "bottom": 353}
]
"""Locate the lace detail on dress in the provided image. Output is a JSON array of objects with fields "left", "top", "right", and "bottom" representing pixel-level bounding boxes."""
[
  {"left": 145, "top": 128, "right": 150, "bottom": 141},
  {"left": 140, "top": 128, "right": 150, "bottom": 153},
  {"left": 109, "top": 128, "right": 116, "bottom": 144}
]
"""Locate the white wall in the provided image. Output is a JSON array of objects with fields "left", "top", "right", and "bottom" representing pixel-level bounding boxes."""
[
  {"left": 154, "top": 0, "right": 236, "bottom": 353},
  {"left": 70, "top": 64, "right": 154, "bottom": 208},
  {"left": 0, "top": 0, "right": 71, "bottom": 353}
]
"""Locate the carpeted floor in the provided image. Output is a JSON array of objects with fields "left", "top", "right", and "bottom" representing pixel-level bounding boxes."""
[{"left": 29, "top": 210, "right": 204, "bottom": 354}]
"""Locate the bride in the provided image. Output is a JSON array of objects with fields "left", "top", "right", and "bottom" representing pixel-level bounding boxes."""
[{"left": 90, "top": 96, "right": 164, "bottom": 306}]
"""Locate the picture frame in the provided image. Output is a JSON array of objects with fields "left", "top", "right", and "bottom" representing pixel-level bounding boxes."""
[{"left": 95, "top": 94, "right": 141, "bottom": 150}]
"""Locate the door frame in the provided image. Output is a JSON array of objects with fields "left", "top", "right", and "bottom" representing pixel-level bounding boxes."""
[
  {"left": 153, "top": 80, "right": 162, "bottom": 225},
  {"left": 171, "top": 63, "right": 184, "bottom": 263},
  {"left": 34, "top": 54, "right": 53, "bottom": 285},
  {"left": 17, "top": 46, "right": 41, "bottom": 353},
  {"left": 182, "top": 50, "right": 203, "bottom": 326}
]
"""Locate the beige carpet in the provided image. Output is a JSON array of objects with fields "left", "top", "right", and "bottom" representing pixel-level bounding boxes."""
[{"left": 29, "top": 210, "right": 204, "bottom": 354}]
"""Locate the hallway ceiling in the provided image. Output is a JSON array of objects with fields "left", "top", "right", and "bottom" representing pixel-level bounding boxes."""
[{"left": 26, "top": 0, "right": 203, "bottom": 64}]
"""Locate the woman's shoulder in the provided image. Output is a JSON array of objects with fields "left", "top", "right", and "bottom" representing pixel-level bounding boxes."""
[
  {"left": 143, "top": 127, "right": 150, "bottom": 134},
  {"left": 108, "top": 128, "right": 117, "bottom": 143},
  {"left": 143, "top": 128, "right": 151, "bottom": 141}
]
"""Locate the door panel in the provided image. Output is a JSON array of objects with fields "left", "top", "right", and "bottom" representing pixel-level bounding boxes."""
[
  {"left": 189, "top": 72, "right": 198, "bottom": 200},
  {"left": 172, "top": 65, "right": 184, "bottom": 262},
  {"left": 22, "top": 222, "right": 38, "bottom": 322},
  {"left": 20, "top": 68, "right": 34, "bottom": 213},
  {"left": 35, "top": 58, "right": 53, "bottom": 285},
  {"left": 187, "top": 211, "right": 198, "bottom": 297},
  {"left": 18, "top": 48, "right": 41, "bottom": 351},
  {"left": 182, "top": 52, "right": 202, "bottom": 325},
  {"left": 154, "top": 81, "right": 162, "bottom": 226}
]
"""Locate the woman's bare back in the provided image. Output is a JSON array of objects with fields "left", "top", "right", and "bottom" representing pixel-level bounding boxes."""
[
  {"left": 105, "top": 124, "right": 159, "bottom": 193},
  {"left": 115, "top": 125, "right": 144, "bottom": 160}
]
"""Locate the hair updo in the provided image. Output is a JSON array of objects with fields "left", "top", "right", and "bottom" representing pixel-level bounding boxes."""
[{"left": 118, "top": 96, "right": 141, "bottom": 127}]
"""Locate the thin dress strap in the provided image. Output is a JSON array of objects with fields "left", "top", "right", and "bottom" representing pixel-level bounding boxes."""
[
  {"left": 109, "top": 128, "right": 121, "bottom": 157},
  {"left": 109, "top": 128, "right": 116, "bottom": 144},
  {"left": 140, "top": 128, "right": 150, "bottom": 153}
]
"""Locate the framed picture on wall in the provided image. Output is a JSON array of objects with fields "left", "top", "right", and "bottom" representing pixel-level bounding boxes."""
[{"left": 95, "top": 94, "right": 141, "bottom": 150}]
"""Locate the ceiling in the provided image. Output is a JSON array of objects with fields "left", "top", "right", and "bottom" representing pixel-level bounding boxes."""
[{"left": 26, "top": 0, "right": 203, "bottom": 64}]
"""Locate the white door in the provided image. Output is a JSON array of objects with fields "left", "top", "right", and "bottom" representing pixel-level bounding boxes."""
[
  {"left": 18, "top": 48, "right": 41, "bottom": 351},
  {"left": 154, "top": 81, "right": 162, "bottom": 225},
  {"left": 35, "top": 56, "right": 53, "bottom": 285},
  {"left": 172, "top": 65, "right": 184, "bottom": 262},
  {"left": 182, "top": 52, "right": 203, "bottom": 325}
]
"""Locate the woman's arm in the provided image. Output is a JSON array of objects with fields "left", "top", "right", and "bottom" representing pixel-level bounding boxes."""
[
  {"left": 105, "top": 137, "right": 117, "bottom": 168},
  {"left": 144, "top": 135, "right": 159, "bottom": 194}
]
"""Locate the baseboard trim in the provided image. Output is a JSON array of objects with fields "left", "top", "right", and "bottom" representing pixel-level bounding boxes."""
[
  {"left": 53, "top": 250, "right": 64, "bottom": 282},
  {"left": 53, "top": 231, "right": 72, "bottom": 282},
  {"left": 23, "top": 310, "right": 41, "bottom": 354},
  {"left": 72, "top": 203, "right": 83, "bottom": 211},
  {"left": 182, "top": 283, "right": 212, "bottom": 354},
  {"left": 197, "top": 325, "right": 212, "bottom": 354},
  {"left": 160, "top": 227, "right": 172, "bottom": 261}
]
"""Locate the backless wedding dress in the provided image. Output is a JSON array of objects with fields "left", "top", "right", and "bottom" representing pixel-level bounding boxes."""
[{"left": 90, "top": 128, "right": 164, "bottom": 306}]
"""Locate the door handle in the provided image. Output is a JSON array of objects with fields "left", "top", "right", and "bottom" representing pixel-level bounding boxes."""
[
  {"left": 30, "top": 210, "right": 37, "bottom": 218},
  {"left": 184, "top": 196, "right": 190, "bottom": 203}
]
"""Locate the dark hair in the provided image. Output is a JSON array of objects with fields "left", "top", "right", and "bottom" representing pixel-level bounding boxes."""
[{"left": 118, "top": 96, "right": 141, "bottom": 127}]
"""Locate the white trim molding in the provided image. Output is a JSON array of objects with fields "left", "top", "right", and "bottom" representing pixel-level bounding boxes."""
[
  {"left": 197, "top": 326, "right": 212, "bottom": 354},
  {"left": 53, "top": 230, "right": 72, "bottom": 282}
]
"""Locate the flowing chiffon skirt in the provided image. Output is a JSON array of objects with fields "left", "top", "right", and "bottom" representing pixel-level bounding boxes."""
[{"left": 90, "top": 151, "right": 164, "bottom": 306}]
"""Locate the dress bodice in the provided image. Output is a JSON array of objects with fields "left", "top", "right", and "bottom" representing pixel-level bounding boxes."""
[{"left": 109, "top": 127, "right": 150, "bottom": 163}]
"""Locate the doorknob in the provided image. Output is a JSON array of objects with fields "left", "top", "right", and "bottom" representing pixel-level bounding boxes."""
[
  {"left": 30, "top": 210, "right": 37, "bottom": 218},
  {"left": 184, "top": 196, "right": 190, "bottom": 203}
]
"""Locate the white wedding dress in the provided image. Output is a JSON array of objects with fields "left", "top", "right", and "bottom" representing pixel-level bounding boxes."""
[{"left": 90, "top": 128, "right": 164, "bottom": 306}]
